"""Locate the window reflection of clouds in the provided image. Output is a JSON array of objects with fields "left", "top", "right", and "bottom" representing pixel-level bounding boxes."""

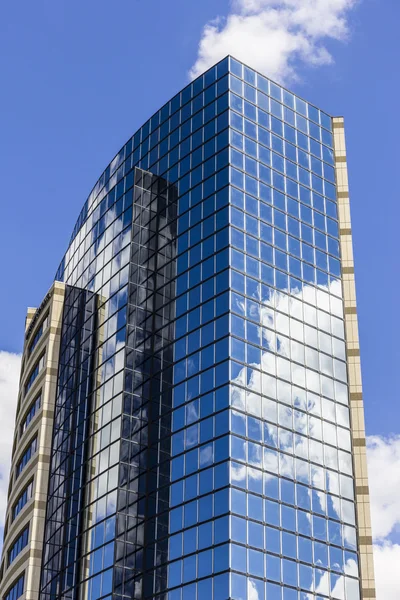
[{"left": 228, "top": 271, "right": 358, "bottom": 596}]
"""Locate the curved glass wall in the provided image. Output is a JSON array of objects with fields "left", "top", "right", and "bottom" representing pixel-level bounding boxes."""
[{"left": 38, "top": 56, "right": 360, "bottom": 600}]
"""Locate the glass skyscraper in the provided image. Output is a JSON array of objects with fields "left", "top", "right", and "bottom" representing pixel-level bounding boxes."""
[{"left": 0, "top": 57, "right": 376, "bottom": 600}]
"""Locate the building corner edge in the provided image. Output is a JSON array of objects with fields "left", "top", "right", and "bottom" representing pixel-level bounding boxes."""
[{"left": 333, "top": 117, "right": 376, "bottom": 600}]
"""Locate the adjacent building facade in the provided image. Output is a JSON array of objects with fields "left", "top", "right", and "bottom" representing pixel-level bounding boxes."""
[
  {"left": 0, "top": 57, "right": 375, "bottom": 600},
  {"left": 0, "top": 283, "right": 65, "bottom": 600}
]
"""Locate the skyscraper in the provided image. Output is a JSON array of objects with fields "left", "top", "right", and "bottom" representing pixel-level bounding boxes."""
[{"left": 0, "top": 57, "right": 376, "bottom": 600}]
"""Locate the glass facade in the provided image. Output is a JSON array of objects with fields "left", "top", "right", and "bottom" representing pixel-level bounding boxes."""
[
  {"left": 35, "top": 56, "right": 361, "bottom": 600},
  {"left": 40, "top": 285, "right": 98, "bottom": 598}
]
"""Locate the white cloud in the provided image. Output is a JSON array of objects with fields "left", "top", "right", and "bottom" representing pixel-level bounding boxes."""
[
  {"left": 373, "top": 542, "right": 400, "bottom": 600},
  {"left": 190, "top": 0, "right": 358, "bottom": 83},
  {"left": 248, "top": 579, "right": 260, "bottom": 600},
  {"left": 367, "top": 435, "right": 400, "bottom": 541},
  {"left": 0, "top": 351, "right": 21, "bottom": 528},
  {"left": 367, "top": 435, "right": 400, "bottom": 599}
]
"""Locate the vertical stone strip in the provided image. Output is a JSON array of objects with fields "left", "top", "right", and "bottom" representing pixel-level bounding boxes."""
[{"left": 333, "top": 117, "right": 376, "bottom": 600}]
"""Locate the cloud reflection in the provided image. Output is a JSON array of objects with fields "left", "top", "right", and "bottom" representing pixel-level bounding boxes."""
[{"left": 230, "top": 278, "right": 360, "bottom": 594}]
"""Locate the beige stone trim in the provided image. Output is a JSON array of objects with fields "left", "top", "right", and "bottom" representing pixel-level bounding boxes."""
[
  {"left": 347, "top": 348, "right": 361, "bottom": 357},
  {"left": 333, "top": 118, "right": 376, "bottom": 599},
  {"left": 342, "top": 266, "right": 355, "bottom": 274},
  {"left": 356, "top": 485, "right": 370, "bottom": 496},
  {"left": 353, "top": 438, "right": 367, "bottom": 447},
  {"left": 362, "top": 589, "right": 377, "bottom": 599},
  {"left": 25, "top": 308, "right": 37, "bottom": 334}
]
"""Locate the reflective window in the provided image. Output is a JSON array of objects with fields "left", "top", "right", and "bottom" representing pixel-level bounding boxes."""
[
  {"left": 16, "top": 436, "right": 37, "bottom": 478},
  {"left": 8, "top": 525, "right": 29, "bottom": 565},
  {"left": 20, "top": 394, "right": 41, "bottom": 435},
  {"left": 12, "top": 480, "right": 33, "bottom": 521},
  {"left": 28, "top": 313, "right": 49, "bottom": 356},
  {"left": 24, "top": 353, "right": 45, "bottom": 396},
  {"left": 4, "top": 573, "right": 24, "bottom": 600}
]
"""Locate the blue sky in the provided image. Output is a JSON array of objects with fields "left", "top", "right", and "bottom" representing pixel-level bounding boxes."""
[{"left": 0, "top": 0, "right": 399, "bottom": 594}]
